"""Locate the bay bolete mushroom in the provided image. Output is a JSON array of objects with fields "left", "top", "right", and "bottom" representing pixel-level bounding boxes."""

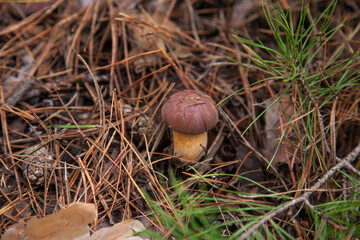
[{"left": 161, "top": 90, "right": 218, "bottom": 161}]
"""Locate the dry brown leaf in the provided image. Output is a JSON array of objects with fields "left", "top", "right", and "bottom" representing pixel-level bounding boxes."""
[
  {"left": 17, "top": 0, "right": 57, "bottom": 15},
  {"left": 231, "top": 0, "right": 257, "bottom": 28},
  {"left": 4, "top": 55, "right": 35, "bottom": 106},
  {"left": 2, "top": 202, "right": 96, "bottom": 240},
  {"left": 90, "top": 219, "right": 147, "bottom": 240},
  {"left": 24, "top": 202, "right": 96, "bottom": 240},
  {"left": 126, "top": 11, "right": 191, "bottom": 72},
  {"left": 1, "top": 220, "right": 26, "bottom": 240},
  {"left": 2, "top": 204, "right": 148, "bottom": 240},
  {"left": 263, "top": 94, "right": 295, "bottom": 165}
]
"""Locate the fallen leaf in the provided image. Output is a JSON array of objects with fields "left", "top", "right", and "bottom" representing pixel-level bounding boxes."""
[
  {"left": 262, "top": 94, "right": 296, "bottom": 165},
  {"left": 231, "top": 0, "right": 257, "bottom": 28},
  {"left": 24, "top": 202, "right": 96, "bottom": 240},
  {"left": 90, "top": 219, "right": 147, "bottom": 240},
  {"left": 1, "top": 220, "right": 26, "bottom": 240},
  {"left": 4, "top": 55, "right": 34, "bottom": 106},
  {"left": 2, "top": 202, "right": 96, "bottom": 240},
  {"left": 17, "top": 0, "right": 57, "bottom": 15},
  {"left": 123, "top": 11, "right": 191, "bottom": 72}
]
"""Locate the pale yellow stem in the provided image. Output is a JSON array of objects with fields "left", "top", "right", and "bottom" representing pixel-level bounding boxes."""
[{"left": 172, "top": 130, "right": 207, "bottom": 162}]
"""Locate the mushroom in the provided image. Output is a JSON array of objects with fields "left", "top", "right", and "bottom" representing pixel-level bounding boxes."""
[{"left": 161, "top": 90, "right": 218, "bottom": 161}]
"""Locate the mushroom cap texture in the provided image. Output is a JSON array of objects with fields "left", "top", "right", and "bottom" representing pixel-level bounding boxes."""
[{"left": 161, "top": 90, "right": 218, "bottom": 134}]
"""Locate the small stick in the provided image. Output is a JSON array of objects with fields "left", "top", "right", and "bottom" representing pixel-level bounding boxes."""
[{"left": 237, "top": 143, "right": 360, "bottom": 240}]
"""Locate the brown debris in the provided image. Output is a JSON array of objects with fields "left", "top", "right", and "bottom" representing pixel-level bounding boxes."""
[
  {"left": 262, "top": 93, "right": 297, "bottom": 166},
  {"left": 0, "top": 0, "right": 359, "bottom": 239},
  {"left": 122, "top": 11, "right": 192, "bottom": 72},
  {"left": 89, "top": 219, "right": 147, "bottom": 240},
  {"left": 22, "top": 144, "right": 54, "bottom": 185},
  {"left": 2, "top": 202, "right": 96, "bottom": 240}
]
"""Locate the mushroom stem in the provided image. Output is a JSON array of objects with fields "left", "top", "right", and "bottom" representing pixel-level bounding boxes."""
[{"left": 172, "top": 130, "right": 207, "bottom": 161}]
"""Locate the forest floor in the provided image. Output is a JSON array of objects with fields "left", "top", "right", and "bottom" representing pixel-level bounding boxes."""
[{"left": 0, "top": 0, "right": 359, "bottom": 239}]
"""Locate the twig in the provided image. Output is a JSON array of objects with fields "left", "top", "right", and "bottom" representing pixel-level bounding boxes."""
[
  {"left": 236, "top": 142, "right": 360, "bottom": 240},
  {"left": 340, "top": 160, "right": 360, "bottom": 176}
]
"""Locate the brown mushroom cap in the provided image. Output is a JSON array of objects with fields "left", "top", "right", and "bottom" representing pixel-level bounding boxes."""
[{"left": 161, "top": 90, "right": 218, "bottom": 134}]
